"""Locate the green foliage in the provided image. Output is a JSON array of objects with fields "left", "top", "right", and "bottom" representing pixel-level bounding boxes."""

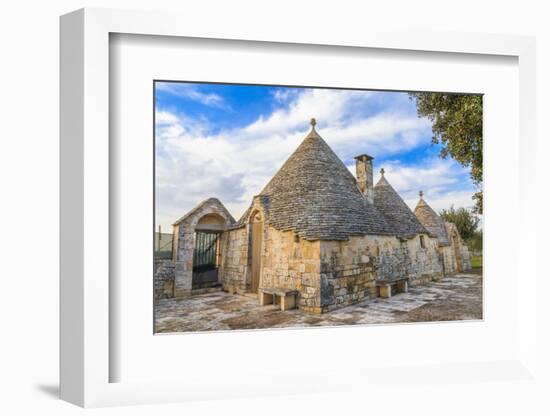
[
  {"left": 470, "top": 255, "right": 482, "bottom": 269},
  {"left": 439, "top": 206, "right": 480, "bottom": 241},
  {"left": 409, "top": 93, "right": 483, "bottom": 214},
  {"left": 466, "top": 230, "right": 483, "bottom": 253}
]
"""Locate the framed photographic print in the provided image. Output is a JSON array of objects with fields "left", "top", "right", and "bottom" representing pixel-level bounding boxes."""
[
  {"left": 60, "top": 7, "right": 538, "bottom": 408},
  {"left": 152, "top": 80, "right": 483, "bottom": 334}
]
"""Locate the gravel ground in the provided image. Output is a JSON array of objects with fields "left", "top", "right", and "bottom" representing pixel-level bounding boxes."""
[{"left": 154, "top": 273, "right": 482, "bottom": 333}]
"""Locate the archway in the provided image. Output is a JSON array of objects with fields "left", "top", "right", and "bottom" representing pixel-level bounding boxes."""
[
  {"left": 249, "top": 210, "right": 263, "bottom": 293},
  {"left": 191, "top": 213, "right": 225, "bottom": 289},
  {"left": 172, "top": 198, "right": 235, "bottom": 298}
]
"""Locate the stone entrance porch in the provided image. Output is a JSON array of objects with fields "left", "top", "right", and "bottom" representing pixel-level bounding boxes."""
[{"left": 154, "top": 274, "right": 482, "bottom": 333}]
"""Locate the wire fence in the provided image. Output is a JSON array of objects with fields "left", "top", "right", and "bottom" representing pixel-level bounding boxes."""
[{"left": 154, "top": 232, "right": 173, "bottom": 259}]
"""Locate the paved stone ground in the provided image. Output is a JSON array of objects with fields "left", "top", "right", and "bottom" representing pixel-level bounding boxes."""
[{"left": 154, "top": 273, "right": 482, "bottom": 333}]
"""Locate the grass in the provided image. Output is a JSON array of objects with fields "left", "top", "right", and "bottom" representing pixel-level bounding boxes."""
[{"left": 471, "top": 255, "right": 482, "bottom": 269}]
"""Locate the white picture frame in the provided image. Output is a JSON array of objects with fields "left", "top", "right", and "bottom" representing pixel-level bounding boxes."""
[{"left": 60, "top": 7, "right": 538, "bottom": 408}]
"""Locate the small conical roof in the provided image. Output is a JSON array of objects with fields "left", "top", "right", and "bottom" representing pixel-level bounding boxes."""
[
  {"left": 373, "top": 171, "right": 428, "bottom": 239},
  {"left": 413, "top": 192, "right": 450, "bottom": 246},
  {"left": 238, "top": 119, "right": 394, "bottom": 240}
]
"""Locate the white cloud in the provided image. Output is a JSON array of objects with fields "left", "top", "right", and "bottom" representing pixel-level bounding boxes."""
[
  {"left": 409, "top": 190, "right": 477, "bottom": 213},
  {"left": 242, "top": 89, "right": 373, "bottom": 137},
  {"left": 155, "top": 88, "right": 474, "bottom": 231},
  {"left": 373, "top": 158, "right": 466, "bottom": 194},
  {"left": 369, "top": 158, "right": 475, "bottom": 212},
  {"left": 271, "top": 89, "right": 299, "bottom": 103},
  {"left": 324, "top": 115, "right": 430, "bottom": 160},
  {"left": 156, "top": 82, "right": 230, "bottom": 110},
  {"left": 155, "top": 110, "right": 179, "bottom": 125}
]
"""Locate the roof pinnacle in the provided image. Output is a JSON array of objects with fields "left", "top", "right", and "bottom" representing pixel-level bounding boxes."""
[
  {"left": 419, "top": 190, "right": 424, "bottom": 198},
  {"left": 380, "top": 168, "right": 385, "bottom": 176},
  {"left": 310, "top": 118, "right": 317, "bottom": 129}
]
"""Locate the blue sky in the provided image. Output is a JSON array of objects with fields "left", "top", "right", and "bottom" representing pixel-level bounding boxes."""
[{"left": 155, "top": 81, "right": 476, "bottom": 232}]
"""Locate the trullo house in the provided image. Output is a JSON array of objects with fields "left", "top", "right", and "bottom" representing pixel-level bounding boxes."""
[{"left": 156, "top": 119, "right": 471, "bottom": 313}]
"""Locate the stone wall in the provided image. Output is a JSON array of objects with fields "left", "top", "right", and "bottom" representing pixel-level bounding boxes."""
[
  {"left": 403, "top": 234, "right": 444, "bottom": 284},
  {"left": 154, "top": 259, "right": 175, "bottom": 300},
  {"left": 221, "top": 224, "right": 322, "bottom": 312},
  {"left": 440, "top": 245, "right": 457, "bottom": 274},
  {"left": 438, "top": 245, "right": 472, "bottom": 275},
  {"left": 261, "top": 227, "right": 321, "bottom": 313},
  {"left": 220, "top": 226, "right": 249, "bottom": 294},
  {"left": 460, "top": 245, "right": 472, "bottom": 271},
  {"left": 319, "top": 233, "right": 444, "bottom": 311},
  {"left": 321, "top": 235, "right": 391, "bottom": 312},
  {"left": 221, "top": 228, "right": 448, "bottom": 313},
  {"left": 442, "top": 223, "right": 472, "bottom": 273}
]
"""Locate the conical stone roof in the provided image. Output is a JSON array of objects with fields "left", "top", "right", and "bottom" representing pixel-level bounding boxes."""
[
  {"left": 237, "top": 121, "right": 394, "bottom": 240},
  {"left": 373, "top": 173, "right": 428, "bottom": 239},
  {"left": 413, "top": 193, "right": 450, "bottom": 246}
]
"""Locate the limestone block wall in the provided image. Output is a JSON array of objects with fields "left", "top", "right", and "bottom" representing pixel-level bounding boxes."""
[
  {"left": 320, "top": 235, "right": 393, "bottom": 313},
  {"left": 221, "top": 225, "right": 322, "bottom": 311},
  {"left": 220, "top": 226, "right": 249, "bottom": 294},
  {"left": 460, "top": 245, "right": 472, "bottom": 271},
  {"left": 154, "top": 259, "right": 175, "bottom": 300},
  {"left": 440, "top": 245, "right": 457, "bottom": 274},
  {"left": 442, "top": 222, "right": 473, "bottom": 273},
  {"left": 261, "top": 227, "right": 321, "bottom": 313},
  {"left": 404, "top": 234, "right": 443, "bottom": 284},
  {"left": 439, "top": 244, "right": 472, "bottom": 274},
  {"left": 319, "top": 233, "right": 445, "bottom": 311},
  {"left": 174, "top": 227, "right": 194, "bottom": 297},
  {"left": 375, "top": 237, "right": 410, "bottom": 282}
]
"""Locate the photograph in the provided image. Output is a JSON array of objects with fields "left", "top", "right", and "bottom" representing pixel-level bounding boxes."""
[
  {"left": 3, "top": 0, "right": 545, "bottom": 412},
  {"left": 153, "top": 81, "right": 483, "bottom": 333}
]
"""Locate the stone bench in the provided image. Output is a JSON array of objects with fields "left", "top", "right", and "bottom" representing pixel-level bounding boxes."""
[
  {"left": 376, "top": 277, "right": 409, "bottom": 298},
  {"left": 259, "top": 287, "right": 299, "bottom": 311}
]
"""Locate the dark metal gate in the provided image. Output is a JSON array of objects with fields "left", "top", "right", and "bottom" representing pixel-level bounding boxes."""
[{"left": 192, "top": 231, "right": 221, "bottom": 288}]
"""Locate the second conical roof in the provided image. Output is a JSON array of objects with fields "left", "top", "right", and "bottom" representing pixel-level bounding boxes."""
[
  {"left": 373, "top": 174, "right": 428, "bottom": 239},
  {"left": 413, "top": 197, "right": 450, "bottom": 246}
]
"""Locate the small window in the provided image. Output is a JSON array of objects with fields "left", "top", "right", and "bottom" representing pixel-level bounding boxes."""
[{"left": 419, "top": 235, "right": 426, "bottom": 249}]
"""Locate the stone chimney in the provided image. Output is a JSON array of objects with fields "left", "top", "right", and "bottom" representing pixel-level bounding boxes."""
[{"left": 354, "top": 154, "right": 374, "bottom": 203}]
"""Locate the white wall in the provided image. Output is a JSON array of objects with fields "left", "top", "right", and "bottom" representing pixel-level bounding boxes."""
[{"left": 0, "top": 1, "right": 548, "bottom": 415}]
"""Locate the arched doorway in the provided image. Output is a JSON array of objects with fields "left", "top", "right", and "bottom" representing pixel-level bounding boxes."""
[
  {"left": 172, "top": 198, "right": 235, "bottom": 298},
  {"left": 452, "top": 232, "right": 463, "bottom": 272},
  {"left": 192, "top": 214, "right": 225, "bottom": 289},
  {"left": 250, "top": 211, "right": 263, "bottom": 293}
]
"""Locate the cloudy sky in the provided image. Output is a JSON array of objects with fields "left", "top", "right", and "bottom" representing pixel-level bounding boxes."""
[{"left": 155, "top": 81, "right": 477, "bottom": 232}]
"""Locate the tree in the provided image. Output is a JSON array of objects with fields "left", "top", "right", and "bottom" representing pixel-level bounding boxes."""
[
  {"left": 409, "top": 93, "right": 483, "bottom": 214},
  {"left": 467, "top": 229, "right": 483, "bottom": 254},
  {"left": 439, "top": 206, "right": 480, "bottom": 241}
]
